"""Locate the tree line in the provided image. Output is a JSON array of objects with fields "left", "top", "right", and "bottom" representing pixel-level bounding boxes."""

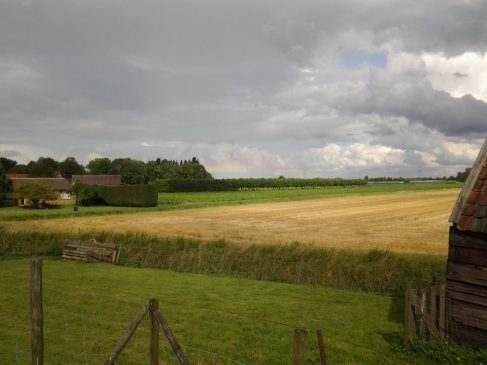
[{"left": 0, "top": 156, "right": 212, "bottom": 184}]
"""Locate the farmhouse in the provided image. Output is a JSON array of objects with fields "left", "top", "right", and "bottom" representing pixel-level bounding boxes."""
[
  {"left": 71, "top": 175, "right": 121, "bottom": 186},
  {"left": 447, "top": 137, "right": 487, "bottom": 348},
  {"left": 7, "top": 177, "right": 75, "bottom": 206}
]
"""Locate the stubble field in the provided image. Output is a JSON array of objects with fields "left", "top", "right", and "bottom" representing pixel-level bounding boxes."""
[{"left": 4, "top": 188, "right": 460, "bottom": 255}]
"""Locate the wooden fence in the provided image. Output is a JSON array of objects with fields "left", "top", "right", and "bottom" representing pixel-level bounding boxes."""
[
  {"left": 29, "top": 258, "right": 329, "bottom": 365},
  {"left": 404, "top": 283, "right": 446, "bottom": 344}
]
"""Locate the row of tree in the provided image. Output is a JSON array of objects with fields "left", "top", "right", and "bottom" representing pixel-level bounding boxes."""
[{"left": 0, "top": 156, "right": 212, "bottom": 184}]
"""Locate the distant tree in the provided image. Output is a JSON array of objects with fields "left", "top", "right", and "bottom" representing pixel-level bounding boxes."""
[
  {"left": 14, "top": 181, "right": 57, "bottom": 208},
  {"left": 111, "top": 158, "right": 146, "bottom": 184},
  {"left": 27, "top": 157, "right": 59, "bottom": 177},
  {"left": 456, "top": 168, "right": 471, "bottom": 182},
  {"left": 145, "top": 160, "right": 163, "bottom": 182},
  {"left": 59, "top": 157, "right": 85, "bottom": 179},
  {"left": 0, "top": 157, "right": 17, "bottom": 171},
  {"left": 86, "top": 158, "right": 113, "bottom": 175},
  {"left": 176, "top": 158, "right": 212, "bottom": 179},
  {"left": 9, "top": 164, "right": 29, "bottom": 174}
]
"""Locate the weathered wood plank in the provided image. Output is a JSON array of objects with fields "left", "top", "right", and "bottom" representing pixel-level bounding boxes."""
[
  {"left": 448, "top": 246, "right": 487, "bottom": 267},
  {"left": 447, "top": 262, "right": 487, "bottom": 286},
  {"left": 447, "top": 288, "right": 487, "bottom": 307},
  {"left": 447, "top": 280, "right": 487, "bottom": 298},
  {"left": 447, "top": 319, "right": 487, "bottom": 348},
  {"left": 449, "top": 299, "right": 487, "bottom": 321},
  {"left": 449, "top": 228, "right": 487, "bottom": 251}
]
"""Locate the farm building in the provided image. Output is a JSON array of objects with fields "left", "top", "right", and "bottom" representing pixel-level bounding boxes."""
[
  {"left": 7, "top": 177, "right": 75, "bottom": 206},
  {"left": 71, "top": 175, "right": 121, "bottom": 186},
  {"left": 447, "top": 137, "right": 487, "bottom": 348}
]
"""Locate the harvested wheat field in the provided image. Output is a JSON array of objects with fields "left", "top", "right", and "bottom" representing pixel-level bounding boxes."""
[{"left": 7, "top": 189, "right": 460, "bottom": 254}]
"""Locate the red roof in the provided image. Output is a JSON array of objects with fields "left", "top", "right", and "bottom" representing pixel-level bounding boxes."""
[
  {"left": 450, "top": 138, "right": 487, "bottom": 234},
  {"left": 9, "top": 178, "right": 73, "bottom": 191},
  {"left": 71, "top": 175, "right": 121, "bottom": 186}
]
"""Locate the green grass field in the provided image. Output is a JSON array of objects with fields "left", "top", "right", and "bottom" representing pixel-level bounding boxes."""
[
  {"left": 0, "top": 183, "right": 461, "bottom": 221},
  {"left": 0, "top": 258, "right": 433, "bottom": 365}
]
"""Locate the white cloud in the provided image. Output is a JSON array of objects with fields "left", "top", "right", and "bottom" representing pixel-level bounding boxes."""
[{"left": 422, "top": 52, "right": 487, "bottom": 102}]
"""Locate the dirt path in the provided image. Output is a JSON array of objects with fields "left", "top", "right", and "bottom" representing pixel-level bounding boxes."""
[{"left": 7, "top": 189, "right": 459, "bottom": 254}]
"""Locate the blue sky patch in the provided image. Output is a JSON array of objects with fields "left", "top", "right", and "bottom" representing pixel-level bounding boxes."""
[{"left": 341, "top": 50, "right": 388, "bottom": 68}]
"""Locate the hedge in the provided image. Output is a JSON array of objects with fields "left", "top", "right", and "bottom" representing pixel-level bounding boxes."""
[
  {"left": 154, "top": 178, "right": 368, "bottom": 192},
  {"left": 75, "top": 183, "right": 158, "bottom": 207}
]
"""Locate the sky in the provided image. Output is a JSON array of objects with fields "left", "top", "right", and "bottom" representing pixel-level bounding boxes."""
[{"left": 1, "top": 0, "right": 487, "bottom": 178}]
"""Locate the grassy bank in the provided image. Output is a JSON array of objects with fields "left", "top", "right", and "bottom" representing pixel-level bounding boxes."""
[
  {"left": 0, "top": 183, "right": 461, "bottom": 221},
  {"left": 0, "top": 227, "right": 445, "bottom": 294},
  {"left": 0, "top": 259, "right": 436, "bottom": 365}
]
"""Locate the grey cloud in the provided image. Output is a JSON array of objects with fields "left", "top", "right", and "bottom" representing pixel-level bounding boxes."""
[{"left": 0, "top": 0, "right": 486, "bottom": 177}]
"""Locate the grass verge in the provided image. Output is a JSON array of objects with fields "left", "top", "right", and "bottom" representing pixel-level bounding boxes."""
[{"left": 0, "top": 227, "right": 445, "bottom": 294}]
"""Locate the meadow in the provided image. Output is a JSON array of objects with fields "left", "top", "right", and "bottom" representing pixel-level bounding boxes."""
[
  {"left": 0, "top": 258, "right": 448, "bottom": 365},
  {"left": 0, "top": 182, "right": 461, "bottom": 222}
]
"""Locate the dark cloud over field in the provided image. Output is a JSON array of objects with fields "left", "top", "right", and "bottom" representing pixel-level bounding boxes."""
[{"left": 1, "top": 0, "right": 486, "bottom": 177}]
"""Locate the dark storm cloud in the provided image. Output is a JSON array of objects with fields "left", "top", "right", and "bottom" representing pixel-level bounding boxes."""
[{"left": 0, "top": 0, "right": 486, "bottom": 176}]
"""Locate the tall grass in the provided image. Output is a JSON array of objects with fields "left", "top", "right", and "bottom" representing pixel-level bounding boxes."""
[{"left": 0, "top": 226, "right": 445, "bottom": 294}]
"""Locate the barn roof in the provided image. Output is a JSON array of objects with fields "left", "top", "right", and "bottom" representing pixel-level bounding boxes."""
[
  {"left": 9, "top": 178, "right": 73, "bottom": 191},
  {"left": 450, "top": 138, "right": 487, "bottom": 233},
  {"left": 71, "top": 175, "right": 121, "bottom": 186}
]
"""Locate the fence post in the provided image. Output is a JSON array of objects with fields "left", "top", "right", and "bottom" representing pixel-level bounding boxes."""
[
  {"left": 30, "top": 258, "right": 44, "bottom": 365},
  {"left": 316, "top": 329, "right": 327, "bottom": 365},
  {"left": 404, "top": 282, "right": 415, "bottom": 343},
  {"left": 419, "top": 289, "right": 427, "bottom": 336},
  {"left": 149, "top": 298, "right": 159, "bottom": 365},
  {"left": 429, "top": 285, "right": 438, "bottom": 338},
  {"left": 293, "top": 328, "right": 308, "bottom": 365},
  {"left": 439, "top": 285, "right": 446, "bottom": 337}
]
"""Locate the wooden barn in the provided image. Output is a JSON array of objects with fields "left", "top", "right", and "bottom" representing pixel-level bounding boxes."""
[{"left": 447, "top": 137, "right": 487, "bottom": 348}]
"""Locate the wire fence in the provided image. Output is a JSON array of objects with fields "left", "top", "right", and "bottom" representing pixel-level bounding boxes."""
[{"left": 0, "top": 259, "right": 419, "bottom": 365}]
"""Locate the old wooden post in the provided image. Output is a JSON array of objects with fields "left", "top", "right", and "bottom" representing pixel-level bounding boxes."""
[
  {"left": 105, "top": 305, "right": 148, "bottom": 365},
  {"left": 404, "top": 282, "right": 414, "bottom": 343},
  {"left": 429, "top": 285, "right": 438, "bottom": 338},
  {"left": 30, "top": 258, "right": 44, "bottom": 365},
  {"left": 316, "top": 329, "right": 327, "bottom": 365},
  {"left": 439, "top": 285, "right": 445, "bottom": 337},
  {"left": 149, "top": 298, "right": 159, "bottom": 365},
  {"left": 154, "top": 310, "right": 190, "bottom": 365},
  {"left": 293, "top": 328, "right": 308, "bottom": 365},
  {"left": 419, "top": 289, "right": 427, "bottom": 336}
]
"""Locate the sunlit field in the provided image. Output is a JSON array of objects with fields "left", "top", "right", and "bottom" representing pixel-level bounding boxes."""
[{"left": 3, "top": 187, "right": 460, "bottom": 255}]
